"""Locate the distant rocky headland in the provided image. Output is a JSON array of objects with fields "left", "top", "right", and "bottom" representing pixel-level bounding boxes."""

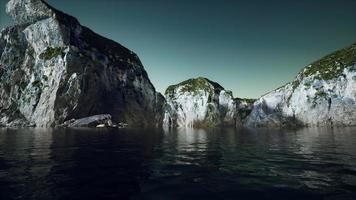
[{"left": 1, "top": 0, "right": 355, "bottom": 128}]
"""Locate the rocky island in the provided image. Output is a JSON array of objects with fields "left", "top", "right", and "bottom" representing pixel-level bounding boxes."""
[
  {"left": 0, "top": 0, "right": 355, "bottom": 128},
  {"left": 163, "top": 44, "right": 356, "bottom": 128},
  {"left": 163, "top": 77, "right": 240, "bottom": 128}
]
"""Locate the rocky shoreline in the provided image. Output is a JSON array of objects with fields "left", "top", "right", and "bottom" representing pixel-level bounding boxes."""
[{"left": 1, "top": 0, "right": 355, "bottom": 128}]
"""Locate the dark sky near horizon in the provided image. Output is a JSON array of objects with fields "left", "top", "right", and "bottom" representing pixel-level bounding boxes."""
[{"left": 1, "top": 0, "right": 355, "bottom": 98}]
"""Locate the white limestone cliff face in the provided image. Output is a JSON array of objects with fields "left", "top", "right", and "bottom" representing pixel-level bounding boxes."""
[
  {"left": 0, "top": 0, "right": 164, "bottom": 127},
  {"left": 163, "top": 77, "right": 238, "bottom": 127},
  {"left": 247, "top": 44, "right": 356, "bottom": 127},
  {"left": 6, "top": 0, "right": 54, "bottom": 25}
]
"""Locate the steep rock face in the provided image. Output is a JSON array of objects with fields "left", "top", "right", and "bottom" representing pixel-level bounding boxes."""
[
  {"left": 6, "top": 0, "right": 54, "bottom": 25},
  {"left": 0, "top": 0, "right": 164, "bottom": 127},
  {"left": 163, "top": 77, "right": 238, "bottom": 127},
  {"left": 247, "top": 44, "right": 356, "bottom": 127}
]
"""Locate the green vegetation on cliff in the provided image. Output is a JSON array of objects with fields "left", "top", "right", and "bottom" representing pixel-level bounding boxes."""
[
  {"left": 291, "top": 43, "right": 356, "bottom": 90},
  {"left": 39, "top": 47, "right": 64, "bottom": 60},
  {"left": 302, "top": 44, "right": 356, "bottom": 80},
  {"left": 165, "top": 77, "right": 224, "bottom": 96},
  {"left": 235, "top": 98, "right": 257, "bottom": 104}
]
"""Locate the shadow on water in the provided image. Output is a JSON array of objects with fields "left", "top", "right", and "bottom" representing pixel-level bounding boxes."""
[
  {"left": 0, "top": 128, "right": 164, "bottom": 200},
  {"left": 0, "top": 127, "right": 356, "bottom": 200}
]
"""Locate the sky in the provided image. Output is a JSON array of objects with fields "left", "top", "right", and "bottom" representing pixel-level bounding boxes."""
[{"left": 1, "top": 0, "right": 355, "bottom": 98}]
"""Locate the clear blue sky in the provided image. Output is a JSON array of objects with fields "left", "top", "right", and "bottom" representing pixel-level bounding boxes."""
[{"left": 1, "top": 0, "right": 355, "bottom": 98}]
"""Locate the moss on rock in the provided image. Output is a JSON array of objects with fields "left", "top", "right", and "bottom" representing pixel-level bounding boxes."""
[
  {"left": 301, "top": 44, "right": 356, "bottom": 80},
  {"left": 39, "top": 47, "right": 64, "bottom": 60},
  {"left": 235, "top": 98, "right": 256, "bottom": 104},
  {"left": 286, "top": 43, "right": 356, "bottom": 94},
  {"left": 165, "top": 77, "right": 224, "bottom": 96}
]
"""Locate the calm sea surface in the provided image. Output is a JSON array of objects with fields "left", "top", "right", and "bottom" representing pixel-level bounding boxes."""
[{"left": 0, "top": 127, "right": 356, "bottom": 200}]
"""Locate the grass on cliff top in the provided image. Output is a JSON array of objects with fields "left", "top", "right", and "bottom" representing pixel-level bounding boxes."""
[
  {"left": 302, "top": 44, "right": 356, "bottom": 80},
  {"left": 165, "top": 77, "right": 224, "bottom": 96},
  {"left": 235, "top": 98, "right": 257, "bottom": 104},
  {"left": 301, "top": 43, "right": 356, "bottom": 80},
  {"left": 290, "top": 43, "right": 356, "bottom": 90}
]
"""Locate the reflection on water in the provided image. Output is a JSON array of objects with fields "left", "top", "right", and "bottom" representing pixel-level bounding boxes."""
[{"left": 0, "top": 127, "right": 356, "bottom": 200}]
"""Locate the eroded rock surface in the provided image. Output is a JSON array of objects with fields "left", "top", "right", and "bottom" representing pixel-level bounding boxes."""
[
  {"left": 163, "top": 77, "right": 242, "bottom": 127},
  {"left": 247, "top": 44, "right": 356, "bottom": 127},
  {"left": 0, "top": 0, "right": 164, "bottom": 127}
]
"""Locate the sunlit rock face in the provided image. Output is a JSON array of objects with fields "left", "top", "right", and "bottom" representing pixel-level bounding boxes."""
[
  {"left": 0, "top": 0, "right": 164, "bottom": 127},
  {"left": 247, "top": 44, "right": 356, "bottom": 127},
  {"left": 163, "top": 77, "right": 239, "bottom": 127},
  {"left": 6, "top": 0, "right": 54, "bottom": 25}
]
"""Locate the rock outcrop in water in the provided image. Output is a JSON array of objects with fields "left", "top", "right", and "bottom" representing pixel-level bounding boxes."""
[
  {"left": 247, "top": 44, "right": 356, "bottom": 127},
  {"left": 1, "top": 1, "right": 354, "bottom": 128},
  {"left": 163, "top": 44, "right": 356, "bottom": 128},
  {"left": 61, "top": 114, "right": 113, "bottom": 128},
  {"left": 163, "top": 77, "right": 251, "bottom": 127},
  {"left": 0, "top": 0, "right": 165, "bottom": 127}
]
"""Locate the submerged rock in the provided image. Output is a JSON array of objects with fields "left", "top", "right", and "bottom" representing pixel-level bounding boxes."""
[
  {"left": 0, "top": 0, "right": 164, "bottom": 127},
  {"left": 247, "top": 44, "right": 356, "bottom": 127},
  {"left": 163, "top": 77, "right": 239, "bottom": 127}
]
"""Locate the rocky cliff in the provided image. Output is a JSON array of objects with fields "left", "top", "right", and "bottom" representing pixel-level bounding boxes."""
[
  {"left": 247, "top": 44, "right": 356, "bottom": 127},
  {"left": 163, "top": 77, "right": 241, "bottom": 127},
  {"left": 164, "top": 44, "right": 356, "bottom": 128},
  {"left": 0, "top": 0, "right": 164, "bottom": 127}
]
